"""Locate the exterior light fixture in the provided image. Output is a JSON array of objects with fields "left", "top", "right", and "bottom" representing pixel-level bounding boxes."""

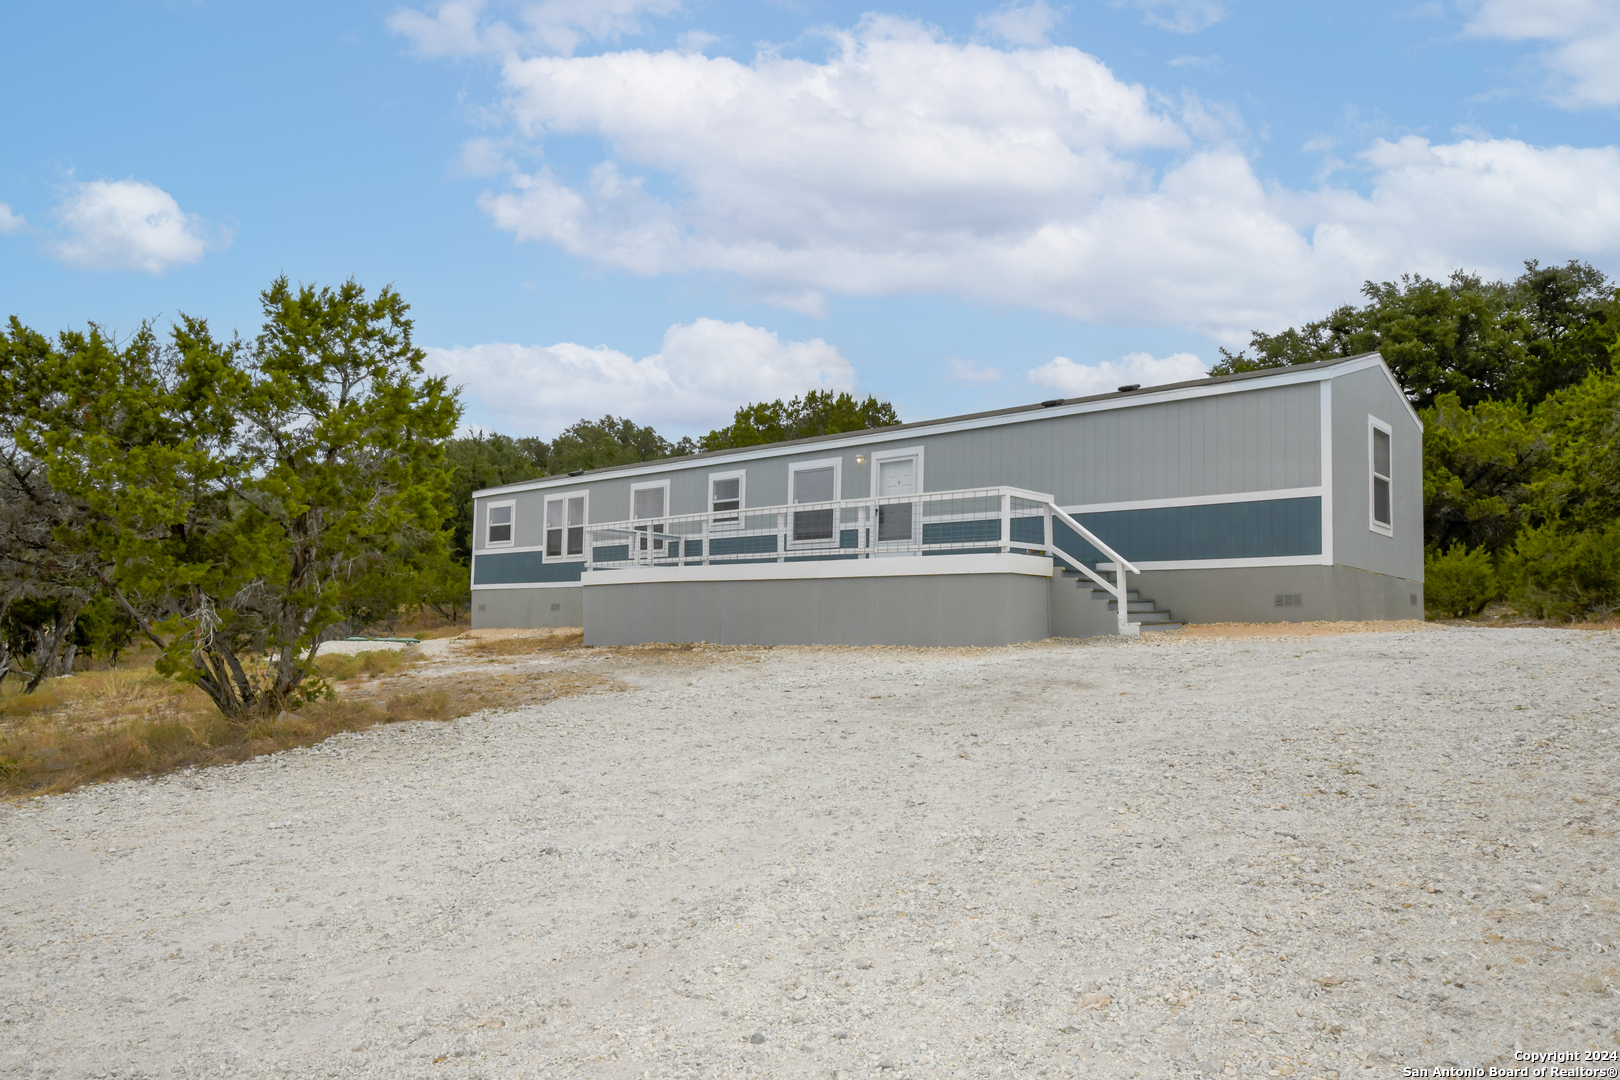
[{"left": 855, "top": 455, "right": 866, "bottom": 465}]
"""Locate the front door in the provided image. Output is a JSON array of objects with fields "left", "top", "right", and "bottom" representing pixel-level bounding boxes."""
[{"left": 876, "top": 455, "right": 918, "bottom": 550}]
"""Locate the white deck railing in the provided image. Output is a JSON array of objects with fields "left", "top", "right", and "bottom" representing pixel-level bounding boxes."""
[{"left": 583, "top": 485, "right": 1142, "bottom": 635}]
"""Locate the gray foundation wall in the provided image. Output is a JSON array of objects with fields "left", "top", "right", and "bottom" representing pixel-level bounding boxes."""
[
  {"left": 1049, "top": 572, "right": 1121, "bottom": 639},
  {"left": 583, "top": 572, "right": 1050, "bottom": 647},
  {"left": 1131, "top": 564, "right": 1422, "bottom": 624},
  {"left": 472, "top": 587, "right": 584, "bottom": 629}
]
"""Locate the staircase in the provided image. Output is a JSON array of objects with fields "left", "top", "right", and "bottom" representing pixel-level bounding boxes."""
[{"left": 1055, "top": 566, "right": 1183, "bottom": 634}]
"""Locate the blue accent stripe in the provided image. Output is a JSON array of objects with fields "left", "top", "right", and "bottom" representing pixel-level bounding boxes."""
[
  {"left": 1054, "top": 496, "right": 1322, "bottom": 563},
  {"left": 472, "top": 552, "right": 583, "bottom": 585}
]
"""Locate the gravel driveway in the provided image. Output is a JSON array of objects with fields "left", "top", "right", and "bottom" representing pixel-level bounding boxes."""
[{"left": 2, "top": 627, "right": 1617, "bottom": 1080}]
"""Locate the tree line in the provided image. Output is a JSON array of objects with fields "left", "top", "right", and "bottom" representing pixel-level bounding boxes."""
[
  {"left": 0, "top": 280, "right": 900, "bottom": 708},
  {"left": 1213, "top": 259, "right": 1620, "bottom": 620}
]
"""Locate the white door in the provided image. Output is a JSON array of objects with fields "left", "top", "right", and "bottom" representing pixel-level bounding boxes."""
[{"left": 876, "top": 456, "right": 918, "bottom": 548}]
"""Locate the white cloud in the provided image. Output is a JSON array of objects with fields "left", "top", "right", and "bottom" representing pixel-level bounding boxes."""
[
  {"left": 48, "top": 179, "right": 224, "bottom": 274},
  {"left": 1027, "top": 351, "right": 1207, "bottom": 397},
  {"left": 946, "top": 357, "right": 1002, "bottom": 383},
  {"left": 1115, "top": 0, "right": 1227, "bottom": 33},
  {"left": 389, "top": 0, "right": 680, "bottom": 58},
  {"left": 1464, "top": 0, "right": 1620, "bottom": 108},
  {"left": 976, "top": 0, "right": 1063, "bottom": 46},
  {"left": 422, "top": 15, "right": 1620, "bottom": 342},
  {"left": 424, "top": 318, "right": 855, "bottom": 436},
  {"left": 0, "top": 203, "right": 25, "bottom": 235}
]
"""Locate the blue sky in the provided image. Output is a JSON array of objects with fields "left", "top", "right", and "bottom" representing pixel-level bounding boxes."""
[{"left": 3, "top": 0, "right": 1618, "bottom": 438}]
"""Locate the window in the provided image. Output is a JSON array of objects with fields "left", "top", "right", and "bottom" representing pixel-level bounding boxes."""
[
  {"left": 632, "top": 480, "right": 670, "bottom": 553},
  {"left": 485, "top": 500, "right": 515, "bottom": 547},
  {"left": 1368, "top": 416, "right": 1393, "bottom": 535},
  {"left": 789, "top": 459, "right": 840, "bottom": 543},
  {"left": 544, "top": 494, "right": 586, "bottom": 559},
  {"left": 709, "top": 471, "right": 746, "bottom": 527}
]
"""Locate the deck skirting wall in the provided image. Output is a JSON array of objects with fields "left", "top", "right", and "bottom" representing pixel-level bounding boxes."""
[{"left": 581, "top": 555, "right": 1051, "bottom": 646}]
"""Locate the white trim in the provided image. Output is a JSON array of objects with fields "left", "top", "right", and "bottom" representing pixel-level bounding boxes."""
[
  {"left": 542, "top": 491, "right": 589, "bottom": 562},
  {"left": 708, "top": 469, "right": 747, "bottom": 527},
  {"left": 472, "top": 541, "right": 546, "bottom": 555},
  {"left": 471, "top": 354, "right": 1397, "bottom": 498},
  {"left": 789, "top": 457, "right": 843, "bottom": 500},
  {"left": 867, "top": 445, "right": 925, "bottom": 497},
  {"left": 1099, "top": 554, "right": 1332, "bottom": 571},
  {"left": 630, "top": 478, "right": 671, "bottom": 519},
  {"left": 788, "top": 457, "right": 843, "bottom": 548},
  {"left": 583, "top": 551, "right": 1053, "bottom": 586},
  {"left": 1367, "top": 414, "right": 1394, "bottom": 537},
  {"left": 483, "top": 498, "right": 516, "bottom": 549},
  {"left": 1061, "top": 487, "right": 1322, "bottom": 515},
  {"left": 869, "top": 445, "right": 924, "bottom": 548},
  {"left": 472, "top": 580, "right": 582, "bottom": 591},
  {"left": 630, "top": 478, "right": 672, "bottom": 556},
  {"left": 1320, "top": 380, "right": 1334, "bottom": 565}
]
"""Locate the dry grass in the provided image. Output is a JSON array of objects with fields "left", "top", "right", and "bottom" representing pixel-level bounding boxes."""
[
  {"left": 0, "top": 640, "right": 618, "bottom": 799},
  {"left": 309, "top": 648, "right": 418, "bottom": 682},
  {"left": 453, "top": 629, "right": 584, "bottom": 657}
]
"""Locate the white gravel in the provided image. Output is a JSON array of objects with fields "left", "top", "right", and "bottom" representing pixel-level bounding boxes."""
[{"left": 3, "top": 627, "right": 1618, "bottom": 1080}]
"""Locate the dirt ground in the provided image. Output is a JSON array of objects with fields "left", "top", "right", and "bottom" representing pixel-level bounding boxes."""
[{"left": 1, "top": 623, "right": 1617, "bottom": 1080}]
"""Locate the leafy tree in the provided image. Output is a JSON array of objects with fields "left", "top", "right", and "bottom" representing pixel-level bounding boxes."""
[
  {"left": 548, "top": 416, "right": 697, "bottom": 474},
  {"left": 1421, "top": 394, "right": 1544, "bottom": 554},
  {"left": 1423, "top": 543, "right": 1497, "bottom": 618},
  {"left": 11, "top": 277, "right": 460, "bottom": 718},
  {"left": 1211, "top": 261, "right": 1617, "bottom": 409},
  {"left": 0, "top": 318, "right": 103, "bottom": 689},
  {"left": 700, "top": 390, "right": 900, "bottom": 451}
]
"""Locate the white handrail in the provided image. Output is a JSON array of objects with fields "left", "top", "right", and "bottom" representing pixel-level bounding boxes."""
[
  {"left": 1046, "top": 502, "right": 1139, "bottom": 636},
  {"left": 575, "top": 484, "right": 1142, "bottom": 637}
]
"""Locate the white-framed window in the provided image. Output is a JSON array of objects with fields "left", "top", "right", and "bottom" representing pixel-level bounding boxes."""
[
  {"left": 789, "top": 458, "right": 841, "bottom": 544},
  {"left": 544, "top": 493, "right": 587, "bottom": 560},
  {"left": 485, "top": 499, "right": 516, "bottom": 548},
  {"left": 709, "top": 469, "right": 746, "bottom": 528},
  {"left": 1368, "top": 415, "right": 1393, "bottom": 536},
  {"left": 869, "top": 446, "right": 924, "bottom": 544},
  {"left": 631, "top": 479, "right": 671, "bottom": 553}
]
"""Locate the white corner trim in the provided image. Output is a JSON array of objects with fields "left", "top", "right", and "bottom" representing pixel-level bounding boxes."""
[
  {"left": 1098, "top": 554, "right": 1333, "bottom": 571},
  {"left": 472, "top": 357, "right": 1387, "bottom": 499},
  {"left": 1061, "top": 487, "right": 1323, "bottom": 515},
  {"left": 581, "top": 552, "right": 1053, "bottom": 586},
  {"left": 1320, "top": 380, "right": 1334, "bottom": 565}
]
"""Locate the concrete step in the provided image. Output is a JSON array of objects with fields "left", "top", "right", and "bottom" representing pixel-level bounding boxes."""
[
  {"left": 1136, "top": 620, "right": 1184, "bottom": 632},
  {"left": 1129, "top": 610, "right": 1178, "bottom": 624},
  {"left": 1104, "top": 598, "right": 1160, "bottom": 613}
]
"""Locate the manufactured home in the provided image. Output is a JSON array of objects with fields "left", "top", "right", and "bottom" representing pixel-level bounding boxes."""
[{"left": 469, "top": 353, "right": 1422, "bottom": 646}]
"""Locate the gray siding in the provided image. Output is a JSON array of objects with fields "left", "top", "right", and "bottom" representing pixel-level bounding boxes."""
[
  {"left": 469, "top": 375, "right": 1339, "bottom": 594},
  {"left": 1329, "top": 368, "right": 1424, "bottom": 580},
  {"left": 919, "top": 380, "right": 1320, "bottom": 505}
]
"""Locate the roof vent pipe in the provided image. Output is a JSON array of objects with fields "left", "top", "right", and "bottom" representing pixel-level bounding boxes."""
[
  {"left": 1039, "top": 399, "right": 1065, "bottom": 408},
  {"left": 1117, "top": 383, "right": 1141, "bottom": 392},
  {"left": 568, "top": 469, "right": 585, "bottom": 476}
]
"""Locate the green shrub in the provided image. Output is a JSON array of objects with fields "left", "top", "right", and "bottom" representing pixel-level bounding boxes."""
[
  {"left": 1424, "top": 543, "right": 1498, "bottom": 618},
  {"left": 1503, "top": 520, "right": 1620, "bottom": 621}
]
